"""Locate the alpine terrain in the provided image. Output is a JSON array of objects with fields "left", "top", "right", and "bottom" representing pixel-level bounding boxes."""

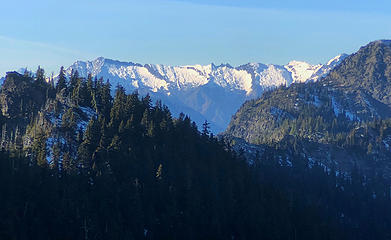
[
  {"left": 0, "top": 41, "right": 391, "bottom": 239},
  {"left": 66, "top": 54, "right": 347, "bottom": 132},
  {"left": 225, "top": 40, "right": 391, "bottom": 179}
]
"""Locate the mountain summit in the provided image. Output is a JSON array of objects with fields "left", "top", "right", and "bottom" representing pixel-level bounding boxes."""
[
  {"left": 227, "top": 40, "right": 391, "bottom": 143},
  {"left": 324, "top": 40, "right": 391, "bottom": 106},
  {"left": 225, "top": 40, "right": 391, "bottom": 177},
  {"left": 66, "top": 55, "right": 346, "bottom": 132}
]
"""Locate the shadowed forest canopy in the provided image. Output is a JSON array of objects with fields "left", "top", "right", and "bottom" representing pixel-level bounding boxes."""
[{"left": 0, "top": 67, "right": 390, "bottom": 239}]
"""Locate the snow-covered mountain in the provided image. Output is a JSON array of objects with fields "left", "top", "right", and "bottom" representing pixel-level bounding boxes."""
[{"left": 66, "top": 54, "right": 347, "bottom": 132}]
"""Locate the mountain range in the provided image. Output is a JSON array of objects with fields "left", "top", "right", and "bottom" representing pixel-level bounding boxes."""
[
  {"left": 1, "top": 40, "right": 391, "bottom": 239},
  {"left": 225, "top": 40, "right": 391, "bottom": 178},
  {"left": 66, "top": 54, "right": 347, "bottom": 132}
]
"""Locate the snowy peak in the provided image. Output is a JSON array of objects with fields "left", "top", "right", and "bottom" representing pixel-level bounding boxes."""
[
  {"left": 283, "top": 54, "right": 347, "bottom": 83},
  {"left": 326, "top": 54, "right": 348, "bottom": 66},
  {"left": 309, "top": 54, "right": 348, "bottom": 82},
  {"left": 65, "top": 54, "right": 346, "bottom": 133},
  {"left": 284, "top": 61, "right": 323, "bottom": 83},
  {"left": 67, "top": 55, "right": 345, "bottom": 95}
]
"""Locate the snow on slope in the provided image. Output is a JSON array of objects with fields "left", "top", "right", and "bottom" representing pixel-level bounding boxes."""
[
  {"left": 66, "top": 55, "right": 346, "bottom": 133},
  {"left": 284, "top": 61, "right": 323, "bottom": 83},
  {"left": 309, "top": 54, "right": 348, "bottom": 81}
]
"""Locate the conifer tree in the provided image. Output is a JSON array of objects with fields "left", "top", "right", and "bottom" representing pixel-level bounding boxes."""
[
  {"left": 36, "top": 66, "right": 45, "bottom": 86},
  {"left": 32, "top": 130, "right": 48, "bottom": 168},
  {"left": 101, "top": 80, "right": 112, "bottom": 116},
  {"left": 86, "top": 74, "right": 94, "bottom": 106},
  {"left": 56, "top": 66, "right": 67, "bottom": 93},
  {"left": 69, "top": 70, "right": 79, "bottom": 95},
  {"left": 202, "top": 120, "right": 210, "bottom": 136}
]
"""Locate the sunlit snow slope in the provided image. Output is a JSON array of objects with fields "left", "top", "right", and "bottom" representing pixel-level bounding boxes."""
[{"left": 67, "top": 54, "right": 347, "bottom": 133}]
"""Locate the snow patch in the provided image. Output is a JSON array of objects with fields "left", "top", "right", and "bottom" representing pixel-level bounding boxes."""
[{"left": 331, "top": 96, "right": 356, "bottom": 120}]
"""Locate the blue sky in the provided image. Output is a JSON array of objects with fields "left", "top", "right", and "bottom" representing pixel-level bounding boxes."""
[{"left": 1, "top": 0, "right": 391, "bottom": 76}]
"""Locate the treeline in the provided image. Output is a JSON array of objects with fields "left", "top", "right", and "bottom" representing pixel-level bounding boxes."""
[{"left": 0, "top": 67, "right": 390, "bottom": 239}]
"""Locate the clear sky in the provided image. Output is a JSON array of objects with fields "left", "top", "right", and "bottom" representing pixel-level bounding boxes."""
[{"left": 1, "top": 0, "right": 391, "bottom": 76}]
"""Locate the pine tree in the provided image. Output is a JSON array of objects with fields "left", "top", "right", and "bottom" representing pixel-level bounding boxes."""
[
  {"left": 202, "top": 120, "right": 210, "bottom": 136},
  {"left": 78, "top": 118, "right": 101, "bottom": 173},
  {"left": 36, "top": 66, "right": 45, "bottom": 86},
  {"left": 86, "top": 74, "right": 94, "bottom": 106},
  {"left": 109, "top": 85, "right": 126, "bottom": 127},
  {"left": 96, "top": 79, "right": 112, "bottom": 117},
  {"left": 69, "top": 70, "right": 79, "bottom": 95},
  {"left": 71, "top": 78, "right": 87, "bottom": 106},
  {"left": 32, "top": 130, "right": 48, "bottom": 168},
  {"left": 56, "top": 66, "right": 67, "bottom": 93},
  {"left": 62, "top": 108, "right": 77, "bottom": 131}
]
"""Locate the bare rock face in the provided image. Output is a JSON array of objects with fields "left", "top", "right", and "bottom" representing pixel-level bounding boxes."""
[{"left": 0, "top": 72, "right": 47, "bottom": 119}]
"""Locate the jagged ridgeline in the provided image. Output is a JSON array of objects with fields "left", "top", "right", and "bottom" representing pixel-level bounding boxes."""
[
  {"left": 0, "top": 67, "right": 368, "bottom": 240},
  {"left": 0, "top": 69, "right": 259, "bottom": 239},
  {"left": 66, "top": 54, "right": 347, "bottom": 133},
  {"left": 1, "top": 51, "right": 391, "bottom": 239},
  {"left": 226, "top": 40, "right": 391, "bottom": 177}
]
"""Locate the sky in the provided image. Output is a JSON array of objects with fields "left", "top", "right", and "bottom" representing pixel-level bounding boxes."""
[{"left": 1, "top": 0, "right": 391, "bottom": 76}]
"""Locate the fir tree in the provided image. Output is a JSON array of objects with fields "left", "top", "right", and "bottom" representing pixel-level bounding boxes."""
[
  {"left": 32, "top": 130, "right": 47, "bottom": 168},
  {"left": 202, "top": 120, "right": 210, "bottom": 136},
  {"left": 56, "top": 66, "right": 67, "bottom": 93},
  {"left": 35, "top": 66, "right": 45, "bottom": 86}
]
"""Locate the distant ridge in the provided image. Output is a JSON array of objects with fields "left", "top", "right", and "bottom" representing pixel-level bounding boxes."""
[{"left": 66, "top": 55, "right": 346, "bottom": 132}]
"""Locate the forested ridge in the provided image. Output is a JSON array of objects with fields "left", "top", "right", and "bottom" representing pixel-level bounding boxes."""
[
  {"left": 0, "top": 64, "right": 390, "bottom": 239},
  {"left": 225, "top": 40, "right": 391, "bottom": 180}
]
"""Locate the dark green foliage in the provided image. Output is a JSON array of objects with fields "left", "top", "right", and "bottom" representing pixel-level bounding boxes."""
[
  {"left": 226, "top": 82, "right": 353, "bottom": 144},
  {"left": 225, "top": 41, "right": 391, "bottom": 180},
  {"left": 1, "top": 131, "right": 391, "bottom": 239},
  {"left": 35, "top": 66, "right": 45, "bottom": 86},
  {"left": 326, "top": 40, "right": 391, "bottom": 106},
  {"left": 2, "top": 52, "right": 391, "bottom": 239},
  {"left": 56, "top": 66, "right": 67, "bottom": 93},
  {"left": 0, "top": 72, "right": 53, "bottom": 119},
  {"left": 202, "top": 120, "right": 210, "bottom": 136},
  {"left": 68, "top": 69, "right": 79, "bottom": 95},
  {"left": 71, "top": 77, "right": 89, "bottom": 106},
  {"left": 226, "top": 41, "right": 391, "bottom": 146},
  {"left": 31, "top": 128, "right": 47, "bottom": 168}
]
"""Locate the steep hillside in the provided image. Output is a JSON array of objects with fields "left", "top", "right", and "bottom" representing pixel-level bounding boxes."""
[
  {"left": 1, "top": 49, "right": 391, "bottom": 239},
  {"left": 1, "top": 67, "right": 391, "bottom": 239},
  {"left": 325, "top": 40, "right": 391, "bottom": 105},
  {"left": 227, "top": 41, "right": 391, "bottom": 142},
  {"left": 225, "top": 40, "right": 391, "bottom": 178}
]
